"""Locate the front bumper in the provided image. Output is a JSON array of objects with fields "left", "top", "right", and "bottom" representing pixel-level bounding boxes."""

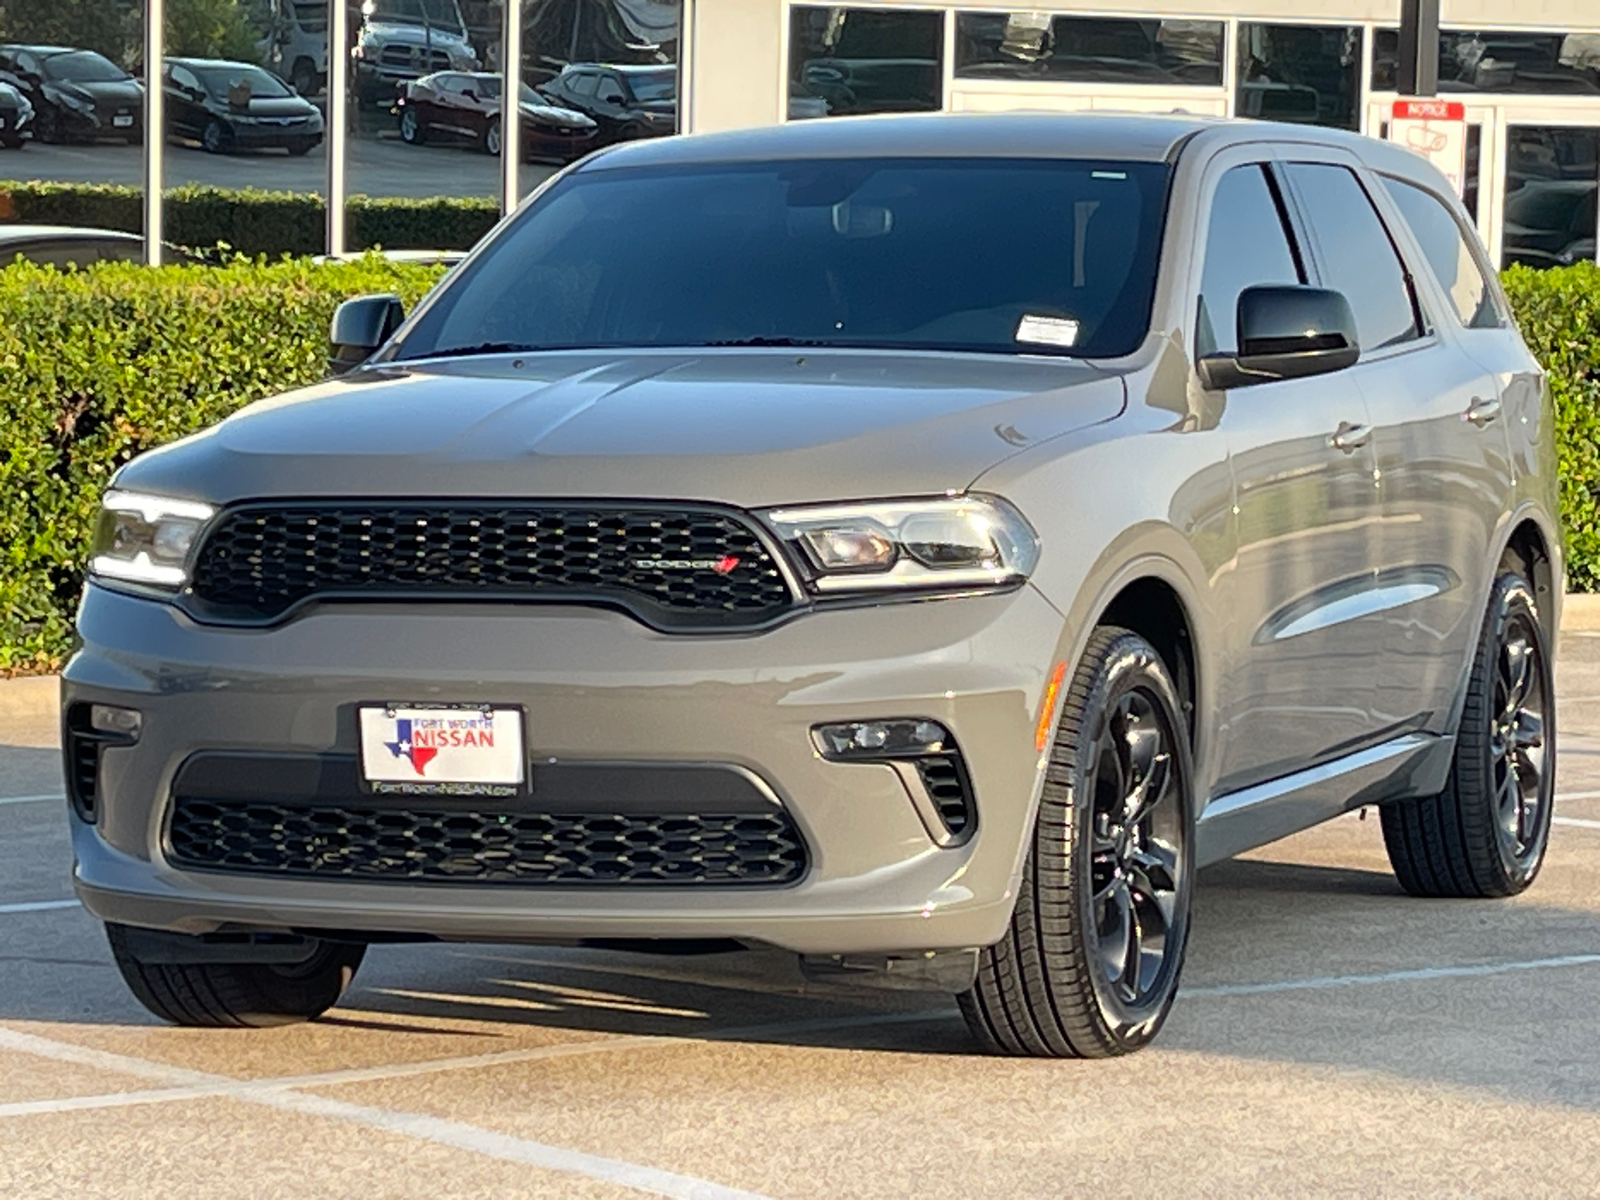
[
  {"left": 65, "top": 583, "right": 1065, "bottom": 955},
  {"left": 231, "top": 123, "right": 321, "bottom": 148}
]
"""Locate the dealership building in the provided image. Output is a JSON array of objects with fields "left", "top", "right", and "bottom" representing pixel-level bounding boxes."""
[{"left": 680, "top": 1, "right": 1600, "bottom": 268}]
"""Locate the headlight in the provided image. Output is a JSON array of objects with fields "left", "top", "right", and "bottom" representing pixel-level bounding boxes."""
[
  {"left": 89, "top": 490, "right": 216, "bottom": 589},
  {"left": 762, "top": 495, "right": 1038, "bottom": 595},
  {"left": 57, "top": 92, "right": 93, "bottom": 114}
]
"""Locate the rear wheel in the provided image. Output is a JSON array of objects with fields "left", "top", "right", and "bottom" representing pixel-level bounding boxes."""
[
  {"left": 106, "top": 923, "right": 365, "bottom": 1028},
  {"left": 960, "top": 626, "right": 1195, "bottom": 1057},
  {"left": 483, "top": 116, "right": 501, "bottom": 156},
  {"left": 1381, "top": 571, "right": 1553, "bottom": 897}
]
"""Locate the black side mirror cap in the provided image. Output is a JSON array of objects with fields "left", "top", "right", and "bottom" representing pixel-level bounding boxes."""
[
  {"left": 328, "top": 293, "right": 405, "bottom": 375},
  {"left": 1197, "top": 285, "right": 1361, "bottom": 391}
]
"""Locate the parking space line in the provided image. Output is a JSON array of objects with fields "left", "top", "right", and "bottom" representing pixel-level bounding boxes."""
[
  {"left": 0, "top": 1023, "right": 766, "bottom": 1199},
  {"left": 1554, "top": 816, "right": 1600, "bottom": 830},
  {"left": 1185, "top": 951, "right": 1600, "bottom": 998},
  {"left": 0, "top": 899, "right": 79, "bottom": 915},
  {"left": 0, "top": 793, "right": 63, "bottom": 807},
  {"left": 1556, "top": 790, "right": 1600, "bottom": 802}
]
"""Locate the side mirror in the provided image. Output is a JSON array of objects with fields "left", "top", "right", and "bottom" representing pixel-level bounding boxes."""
[
  {"left": 328, "top": 293, "right": 404, "bottom": 375},
  {"left": 1197, "top": 285, "right": 1360, "bottom": 391}
]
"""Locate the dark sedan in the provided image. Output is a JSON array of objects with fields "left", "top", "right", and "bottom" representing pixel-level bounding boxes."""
[
  {"left": 164, "top": 58, "right": 324, "bottom": 155},
  {"left": 537, "top": 63, "right": 675, "bottom": 146},
  {"left": 396, "top": 71, "right": 596, "bottom": 163},
  {"left": 0, "top": 79, "right": 31, "bottom": 147},
  {"left": 0, "top": 45, "right": 142, "bottom": 144}
]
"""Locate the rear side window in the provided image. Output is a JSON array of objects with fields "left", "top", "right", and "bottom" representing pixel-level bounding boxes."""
[
  {"left": 1379, "top": 176, "right": 1502, "bottom": 329},
  {"left": 1282, "top": 162, "right": 1420, "bottom": 351},
  {"left": 1195, "top": 164, "right": 1303, "bottom": 358}
]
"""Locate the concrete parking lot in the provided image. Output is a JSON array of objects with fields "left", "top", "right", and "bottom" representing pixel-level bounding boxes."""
[
  {"left": 4, "top": 635, "right": 1600, "bottom": 1197},
  {"left": 0, "top": 133, "right": 558, "bottom": 201}
]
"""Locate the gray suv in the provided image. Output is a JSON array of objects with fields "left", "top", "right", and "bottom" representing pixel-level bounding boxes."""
[{"left": 66, "top": 113, "right": 1559, "bottom": 1057}]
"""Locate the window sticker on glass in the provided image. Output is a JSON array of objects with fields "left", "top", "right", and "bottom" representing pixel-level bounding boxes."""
[{"left": 1016, "top": 314, "right": 1080, "bottom": 347}]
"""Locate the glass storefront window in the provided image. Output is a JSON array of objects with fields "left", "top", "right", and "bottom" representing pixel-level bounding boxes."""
[
  {"left": 1237, "top": 23, "right": 1362, "bottom": 131},
  {"left": 1502, "top": 125, "right": 1598, "bottom": 269},
  {"left": 1374, "top": 29, "right": 1600, "bottom": 96},
  {"left": 788, "top": 6, "right": 942, "bottom": 120},
  {"left": 954, "top": 14, "right": 1224, "bottom": 87}
]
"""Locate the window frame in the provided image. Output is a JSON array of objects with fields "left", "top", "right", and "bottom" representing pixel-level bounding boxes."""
[
  {"left": 1274, "top": 153, "right": 1430, "bottom": 354},
  {"left": 1192, "top": 160, "right": 1309, "bottom": 360},
  {"left": 1375, "top": 171, "right": 1508, "bottom": 331}
]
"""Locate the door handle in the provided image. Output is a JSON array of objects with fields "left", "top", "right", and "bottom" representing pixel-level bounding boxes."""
[
  {"left": 1328, "top": 421, "right": 1373, "bottom": 452},
  {"left": 1464, "top": 395, "right": 1502, "bottom": 427}
]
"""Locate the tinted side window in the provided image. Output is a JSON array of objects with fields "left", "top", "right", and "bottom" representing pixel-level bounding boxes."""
[
  {"left": 569, "top": 71, "right": 598, "bottom": 97},
  {"left": 1283, "top": 163, "right": 1419, "bottom": 350},
  {"left": 1379, "top": 176, "right": 1502, "bottom": 329},
  {"left": 1196, "top": 164, "right": 1303, "bottom": 358}
]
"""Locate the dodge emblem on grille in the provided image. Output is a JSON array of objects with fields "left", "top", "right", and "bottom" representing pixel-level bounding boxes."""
[{"left": 632, "top": 555, "right": 740, "bottom": 574}]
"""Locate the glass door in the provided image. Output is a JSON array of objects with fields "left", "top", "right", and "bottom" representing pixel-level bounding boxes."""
[{"left": 1497, "top": 104, "right": 1599, "bottom": 271}]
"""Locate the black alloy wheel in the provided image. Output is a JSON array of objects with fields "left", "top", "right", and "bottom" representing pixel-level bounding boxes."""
[
  {"left": 1382, "top": 570, "right": 1554, "bottom": 897},
  {"left": 961, "top": 625, "right": 1195, "bottom": 1057}
]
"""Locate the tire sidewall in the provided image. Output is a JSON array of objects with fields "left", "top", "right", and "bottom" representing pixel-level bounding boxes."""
[
  {"left": 1066, "top": 633, "right": 1197, "bottom": 1048},
  {"left": 1478, "top": 573, "right": 1555, "bottom": 888}
]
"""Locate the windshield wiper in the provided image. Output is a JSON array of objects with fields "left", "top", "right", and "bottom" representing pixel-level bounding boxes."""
[
  {"left": 703, "top": 336, "right": 832, "bottom": 347},
  {"left": 404, "top": 342, "right": 544, "bottom": 361}
]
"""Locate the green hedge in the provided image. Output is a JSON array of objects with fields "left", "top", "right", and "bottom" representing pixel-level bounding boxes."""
[
  {"left": 0, "top": 181, "right": 500, "bottom": 256},
  {"left": 0, "top": 258, "right": 1598, "bottom": 672},
  {"left": 1501, "top": 262, "right": 1600, "bottom": 592},
  {"left": 0, "top": 256, "right": 446, "bottom": 671}
]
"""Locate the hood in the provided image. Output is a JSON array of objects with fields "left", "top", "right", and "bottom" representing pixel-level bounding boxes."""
[
  {"left": 363, "top": 20, "right": 469, "bottom": 47},
  {"left": 118, "top": 350, "right": 1125, "bottom": 508},
  {"left": 237, "top": 95, "right": 317, "bottom": 118},
  {"left": 521, "top": 100, "right": 594, "bottom": 128},
  {"left": 58, "top": 78, "right": 142, "bottom": 105}
]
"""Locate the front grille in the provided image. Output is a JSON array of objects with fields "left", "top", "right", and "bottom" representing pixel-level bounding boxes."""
[
  {"left": 187, "top": 503, "right": 796, "bottom": 628},
  {"left": 167, "top": 798, "right": 807, "bottom": 885}
]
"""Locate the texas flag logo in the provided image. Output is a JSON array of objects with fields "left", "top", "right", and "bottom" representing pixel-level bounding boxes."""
[{"left": 385, "top": 718, "right": 438, "bottom": 776}]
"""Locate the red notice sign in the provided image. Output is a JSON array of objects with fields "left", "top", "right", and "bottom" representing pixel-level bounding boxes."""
[{"left": 1393, "top": 99, "right": 1466, "bottom": 121}]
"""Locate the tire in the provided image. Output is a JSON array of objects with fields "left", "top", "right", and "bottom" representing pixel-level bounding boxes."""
[
  {"left": 960, "top": 626, "right": 1196, "bottom": 1058},
  {"left": 34, "top": 106, "right": 60, "bottom": 144},
  {"left": 201, "top": 118, "right": 232, "bottom": 155},
  {"left": 106, "top": 923, "right": 366, "bottom": 1028},
  {"left": 483, "top": 115, "right": 501, "bottom": 156},
  {"left": 1381, "top": 571, "right": 1554, "bottom": 897},
  {"left": 286, "top": 137, "right": 316, "bottom": 156},
  {"left": 398, "top": 106, "right": 425, "bottom": 145},
  {"left": 0, "top": 136, "right": 21, "bottom": 150},
  {"left": 291, "top": 58, "right": 318, "bottom": 98}
]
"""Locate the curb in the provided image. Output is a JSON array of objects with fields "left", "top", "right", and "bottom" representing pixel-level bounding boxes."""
[{"left": 1563, "top": 593, "right": 1600, "bottom": 633}]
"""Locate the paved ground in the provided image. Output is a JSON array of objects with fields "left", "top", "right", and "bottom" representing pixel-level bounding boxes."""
[
  {"left": 0, "top": 129, "right": 558, "bottom": 201},
  {"left": 4, "top": 637, "right": 1600, "bottom": 1197}
]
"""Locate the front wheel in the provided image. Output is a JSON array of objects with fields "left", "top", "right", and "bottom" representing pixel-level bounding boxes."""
[
  {"left": 398, "top": 106, "right": 425, "bottom": 145},
  {"left": 961, "top": 626, "right": 1195, "bottom": 1057},
  {"left": 106, "top": 923, "right": 365, "bottom": 1027},
  {"left": 1381, "top": 571, "right": 1554, "bottom": 897},
  {"left": 483, "top": 116, "right": 501, "bottom": 156},
  {"left": 201, "top": 118, "right": 232, "bottom": 154}
]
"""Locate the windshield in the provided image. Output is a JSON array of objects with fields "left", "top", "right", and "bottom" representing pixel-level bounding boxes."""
[
  {"left": 474, "top": 76, "right": 543, "bottom": 105},
  {"left": 193, "top": 64, "right": 293, "bottom": 99},
  {"left": 392, "top": 157, "right": 1170, "bottom": 360},
  {"left": 365, "top": 0, "right": 465, "bottom": 35},
  {"left": 626, "top": 69, "right": 676, "bottom": 103},
  {"left": 42, "top": 51, "right": 129, "bottom": 83}
]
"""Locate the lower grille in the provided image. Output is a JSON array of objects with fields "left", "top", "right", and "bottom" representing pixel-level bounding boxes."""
[{"left": 167, "top": 798, "right": 807, "bottom": 885}]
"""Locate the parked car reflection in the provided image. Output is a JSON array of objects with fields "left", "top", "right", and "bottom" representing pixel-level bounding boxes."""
[
  {"left": 537, "top": 63, "right": 675, "bottom": 145},
  {"left": 1502, "top": 180, "right": 1599, "bottom": 267},
  {"left": 0, "top": 78, "right": 32, "bottom": 148},
  {"left": 164, "top": 59, "right": 324, "bottom": 155},
  {"left": 0, "top": 45, "right": 142, "bottom": 144},
  {"left": 396, "top": 70, "right": 595, "bottom": 162}
]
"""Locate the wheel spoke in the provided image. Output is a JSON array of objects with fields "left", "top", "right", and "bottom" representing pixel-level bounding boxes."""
[
  {"left": 1514, "top": 710, "right": 1544, "bottom": 751},
  {"left": 1500, "top": 637, "right": 1532, "bottom": 720},
  {"left": 1097, "top": 876, "right": 1133, "bottom": 985},
  {"left": 1125, "top": 751, "right": 1171, "bottom": 827},
  {"left": 1496, "top": 766, "right": 1522, "bottom": 840}
]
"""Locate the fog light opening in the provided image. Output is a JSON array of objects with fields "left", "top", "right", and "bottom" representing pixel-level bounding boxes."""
[{"left": 89, "top": 704, "right": 143, "bottom": 740}]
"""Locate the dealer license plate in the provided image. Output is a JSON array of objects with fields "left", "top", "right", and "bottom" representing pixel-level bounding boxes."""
[
  {"left": 358, "top": 705, "right": 524, "bottom": 796},
  {"left": 113, "top": 114, "right": 134, "bottom": 128}
]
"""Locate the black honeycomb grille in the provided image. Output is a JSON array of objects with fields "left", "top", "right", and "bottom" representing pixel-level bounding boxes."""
[
  {"left": 187, "top": 504, "right": 795, "bottom": 626},
  {"left": 167, "top": 798, "right": 807, "bottom": 886}
]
